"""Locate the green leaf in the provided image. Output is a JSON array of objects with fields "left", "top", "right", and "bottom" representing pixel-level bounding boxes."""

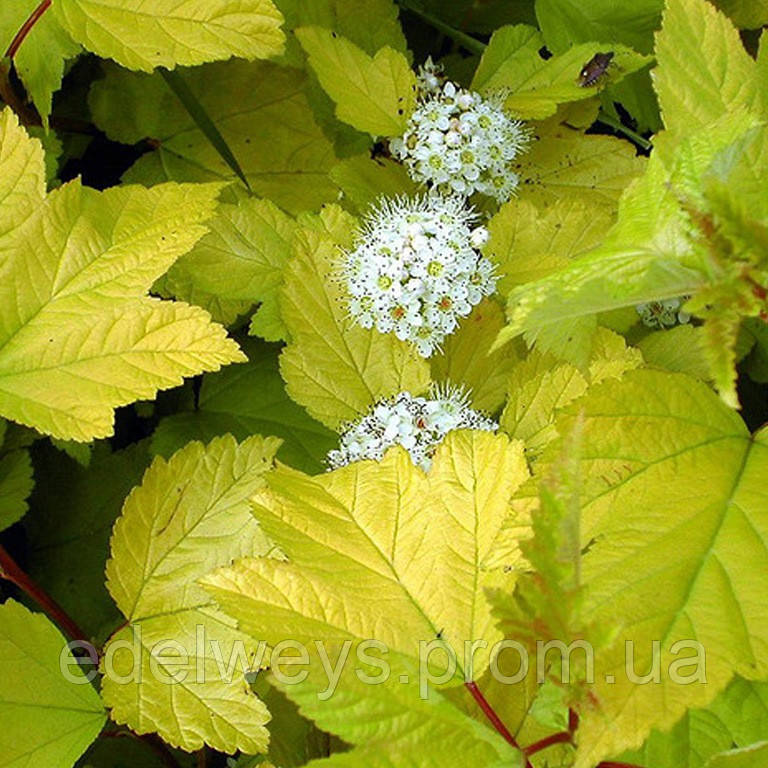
[
  {"left": 0, "top": 108, "right": 45, "bottom": 238},
  {"left": 0, "top": 0, "right": 80, "bottom": 124},
  {"left": 159, "top": 68, "right": 252, "bottom": 193},
  {"left": 0, "top": 599, "right": 106, "bottom": 767},
  {"left": 152, "top": 340, "right": 336, "bottom": 474},
  {"left": 0, "top": 112, "right": 245, "bottom": 441},
  {"left": 101, "top": 435, "right": 280, "bottom": 754},
  {"left": 653, "top": 0, "right": 761, "bottom": 152},
  {"left": 431, "top": 299, "right": 524, "bottom": 414},
  {"left": 90, "top": 61, "right": 338, "bottom": 214},
  {"left": 296, "top": 26, "right": 417, "bottom": 137},
  {"left": 0, "top": 448, "right": 33, "bottom": 532},
  {"left": 544, "top": 369, "right": 768, "bottom": 766},
  {"left": 705, "top": 744, "right": 768, "bottom": 768},
  {"left": 165, "top": 197, "right": 297, "bottom": 342},
  {"left": 472, "top": 28, "right": 651, "bottom": 120},
  {"left": 23, "top": 442, "right": 149, "bottom": 639},
  {"left": 279, "top": 205, "right": 431, "bottom": 430},
  {"left": 275, "top": 0, "right": 407, "bottom": 58},
  {"left": 621, "top": 677, "right": 768, "bottom": 768},
  {"left": 535, "top": 0, "right": 662, "bottom": 54},
  {"left": 505, "top": 44, "right": 651, "bottom": 120},
  {"left": 713, "top": 0, "right": 768, "bottom": 28},
  {"left": 202, "top": 431, "right": 529, "bottom": 682},
  {"left": 53, "top": 0, "right": 285, "bottom": 72},
  {"left": 329, "top": 154, "right": 419, "bottom": 215}
]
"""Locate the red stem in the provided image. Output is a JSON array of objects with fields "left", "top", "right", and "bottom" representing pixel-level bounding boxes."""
[
  {"left": 524, "top": 729, "right": 573, "bottom": 755},
  {"left": 597, "top": 763, "right": 647, "bottom": 768},
  {"left": 5, "top": 0, "right": 52, "bottom": 59},
  {"left": 0, "top": 544, "right": 94, "bottom": 652},
  {"left": 465, "top": 681, "right": 532, "bottom": 767}
]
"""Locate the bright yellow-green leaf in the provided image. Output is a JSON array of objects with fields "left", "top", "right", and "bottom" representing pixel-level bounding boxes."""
[
  {"left": 279, "top": 205, "right": 430, "bottom": 430},
  {"left": 472, "top": 28, "right": 651, "bottom": 120},
  {"left": 638, "top": 324, "right": 712, "bottom": 379},
  {"left": 202, "top": 431, "right": 529, "bottom": 682},
  {"left": 500, "top": 328, "right": 640, "bottom": 453},
  {"left": 0, "top": 109, "right": 45, "bottom": 238},
  {"left": 471, "top": 24, "right": 543, "bottom": 92},
  {"left": 515, "top": 126, "right": 646, "bottom": 208},
  {"left": 102, "top": 435, "right": 280, "bottom": 754},
  {"left": 0, "top": 113, "right": 244, "bottom": 441},
  {"left": 486, "top": 198, "right": 614, "bottom": 297},
  {"left": 431, "top": 299, "right": 524, "bottom": 414},
  {"left": 0, "top": 1, "right": 80, "bottom": 125},
  {"left": 505, "top": 44, "right": 651, "bottom": 119},
  {"left": 501, "top": 352, "right": 588, "bottom": 452},
  {"left": 90, "top": 61, "right": 337, "bottom": 214},
  {"left": 278, "top": 668, "right": 522, "bottom": 767},
  {"left": 53, "top": 0, "right": 285, "bottom": 72},
  {"left": 296, "top": 26, "right": 416, "bottom": 137},
  {"left": 0, "top": 599, "right": 106, "bottom": 767},
  {"left": 653, "top": 0, "right": 761, "bottom": 152},
  {"left": 166, "top": 197, "right": 296, "bottom": 342},
  {"left": 0, "top": 448, "right": 33, "bottom": 532},
  {"left": 544, "top": 369, "right": 768, "bottom": 766}
]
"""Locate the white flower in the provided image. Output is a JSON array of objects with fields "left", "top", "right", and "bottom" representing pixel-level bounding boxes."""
[
  {"left": 341, "top": 194, "right": 497, "bottom": 357},
  {"left": 636, "top": 297, "right": 692, "bottom": 329},
  {"left": 391, "top": 72, "right": 529, "bottom": 203},
  {"left": 416, "top": 56, "right": 445, "bottom": 96},
  {"left": 327, "top": 385, "right": 497, "bottom": 472}
]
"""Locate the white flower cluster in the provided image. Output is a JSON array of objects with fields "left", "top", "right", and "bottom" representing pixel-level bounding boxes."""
[
  {"left": 390, "top": 77, "right": 528, "bottom": 202},
  {"left": 327, "top": 386, "right": 497, "bottom": 472},
  {"left": 636, "top": 297, "right": 691, "bottom": 329},
  {"left": 342, "top": 194, "right": 496, "bottom": 357}
]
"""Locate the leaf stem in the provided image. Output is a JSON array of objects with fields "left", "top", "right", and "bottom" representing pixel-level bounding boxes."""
[
  {"left": 5, "top": 0, "right": 52, "bottom": 59},
  {"left": 0, "top": 543, "right": 94, "bottom": 652},
  {"left": 395, "top": 0, "right": 487, "bottom": 55},
  {"left": 597, "top": 763, "right": 647, "bottom": 768},
  {"left": 465, "top": 681, "right": 531, "bottom": 765},
  {"left": 596, "top": 110, "right": 652, "bottom": 151}
]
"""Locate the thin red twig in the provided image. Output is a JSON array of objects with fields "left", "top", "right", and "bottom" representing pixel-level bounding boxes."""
[
  {"left": 524, "top": 729, "right": 573, "bottom": 755},
  {"left": 597, "top": 763, "right": 647, "bottom": 768},
  {"left": 465, "top": 681, "right": 532, "bottom": 767},
  {"left": 5, "top": 0, "right": 53, "bottom": 59},
  {"left": 0, "top": 544, "right": 94, "bottom": 651}
]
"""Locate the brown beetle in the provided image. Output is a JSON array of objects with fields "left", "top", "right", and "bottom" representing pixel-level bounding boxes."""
[{"left": 578, "top": 51, "right": 614, "bottom": 87}]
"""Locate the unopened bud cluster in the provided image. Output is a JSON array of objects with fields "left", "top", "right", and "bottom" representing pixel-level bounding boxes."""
[{"left": 636, "top": 297, "right": 691, "bottom": 329}]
